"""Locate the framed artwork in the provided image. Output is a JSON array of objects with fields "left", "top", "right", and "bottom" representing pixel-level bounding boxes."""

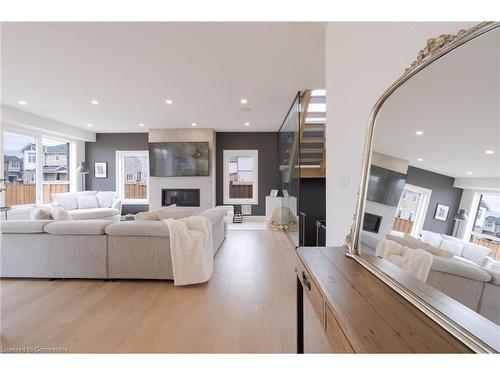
[
  {"left": 434, "top": 204, "right": 449, "bottom": 222},
  {"left": 94, "top": 162, "right": 108, "bottom": 179}
]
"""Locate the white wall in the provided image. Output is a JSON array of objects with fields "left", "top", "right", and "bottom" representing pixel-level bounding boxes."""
[
  {"left": 148, "top": 128, "right": 216, "bottom": 213},
  {"left": 325, "top": 22, "right": 476, "bottom": 246}
]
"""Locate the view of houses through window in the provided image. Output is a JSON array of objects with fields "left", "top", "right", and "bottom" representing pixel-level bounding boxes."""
[
  {"left": 116, "top": 151, "right": 149, "bottom": 201},
  {"left": 472, "top": 194, "right": 500, "bottom": 243},
  {"left": 42, "top": 137, "right": 70, "bottom": 203},
  {"left": 393, "top": 187, "right": 422, "bottom": 234},
  {"left": 2, "top": 131, "right": 71, "bottom": 206},
  {"left": 3, "top": 131, "right": 37, "bottom": 206}
]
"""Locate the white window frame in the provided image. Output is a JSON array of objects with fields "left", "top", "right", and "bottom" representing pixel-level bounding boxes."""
[
  {"left": 116, "top": 150, "right": 149, "bottom": 204},
  {"left": 392, "top": 183, "right": 432, "bottom": 238},
  {"left": 223, "top": 149, "right": 258, "bottom": 205},
  {"left": 2, "top": 127, "right": 76, "bottom": 208}
]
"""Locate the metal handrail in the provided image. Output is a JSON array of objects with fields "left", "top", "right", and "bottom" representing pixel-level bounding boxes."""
[
  {"left": 299, "top": 211, "right": 307, "bottom": 246},
  {"left": 316, "top": 220, "right": 326, "bottom": 247}
]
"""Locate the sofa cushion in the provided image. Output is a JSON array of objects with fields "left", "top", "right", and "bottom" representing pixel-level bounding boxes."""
[
  {"left": 69, "top": 207, "right": 119, "bottom": 220},
  {"left": 51, "top": 205, "right": 73, "bottom": 221},
  {"left": 461, "top": 242, "right": 491, "bottom": 263},
  {"left": 199, "top": 206, "right": 229, "bottom": 226},
  {"left": 135, "top": 210, "right": 160, "bottom": 221},
  {"left": 52, "top": 192, "right": 78, "bottom": 210},
  {"left": 439, "top": 239, "right": 463, "bottom": 257},
  {"left": 420, "top": 230, "right": 442, "bottom": 247},
  {"left": 1, "top": 220, "right": 53, "bottom": 233},
  {"left": 487, "top": 269, "right": 500, "bottom": 286},
  {"left": 96, "top": 191, "right": 116, "bottom": 208},
  {"left": 52, "top": 191, "right": 96, "bottom": 210},
  {"left": 30, "top": 205, "right": 53, "bottom": 220},
  {"left": 77, "top": 195, "right": 99, "bottom": 209},
  {"left": 424, "top": 245, "right": 454, "bottom": 258},
  {"left": 431, "top": 256, "right": 492, "bottom": 282},
  {"left": 105, "top": 221, "right": 170, "bottom": 237},
  {"left": 158, "top": 207, "right": 193, "bottom": 220},
  {"left": 44, "top": 220, "right": 114, "bottom": 235}
]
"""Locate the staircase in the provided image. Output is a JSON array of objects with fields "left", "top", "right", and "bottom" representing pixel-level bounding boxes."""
[{"left": 299, "top": 89, "right": 326, "bottom": 178}]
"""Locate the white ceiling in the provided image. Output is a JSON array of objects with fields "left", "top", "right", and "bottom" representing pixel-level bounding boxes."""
[
  {"left": 1, "top": 22, "right": 326, "bottom": 133},
  {"left": 374, "top": 27, "right": 500, "bottom": 179}
]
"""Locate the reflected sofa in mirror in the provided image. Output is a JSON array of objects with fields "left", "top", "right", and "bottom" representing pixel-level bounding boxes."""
[{"left": 352, "top": 23, "right": 500, "bottom": 352}]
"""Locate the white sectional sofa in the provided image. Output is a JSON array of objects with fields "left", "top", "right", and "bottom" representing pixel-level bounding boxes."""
[
  {"left": 51, "top": 191, "right": 122, "bottom": 221},
  {"left": 0, "top": 206, "right": 229, "bottom": 281},
  {"left": 368, "top": 230, "right": 500, "bottom": 324}
]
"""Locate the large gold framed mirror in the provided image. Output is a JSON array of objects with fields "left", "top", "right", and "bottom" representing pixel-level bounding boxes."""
[{"left": 347, "top": 22, "right": 500, "bottom": 352}]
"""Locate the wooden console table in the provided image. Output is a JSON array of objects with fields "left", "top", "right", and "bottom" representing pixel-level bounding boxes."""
[{"left": 296, "top": 246, "right": 473, "bottom": 353}]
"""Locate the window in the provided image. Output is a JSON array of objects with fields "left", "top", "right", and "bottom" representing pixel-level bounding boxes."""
[
  {"left": 223, "top": 150, "right": 258, "bottom": 205},
  {"left": 392, "top": 184, "right": 432, "bottom": 237},
  {"left": 2, "top": 131, "right": 37, "bottom": 206},
  {"left": 2, "top": 130, "right": 75, "bottom": 207},
  {"left": 116, "top": 151, "right": 149, "bottom": 203},
  {"left": 42, "top": 138, "right": 71, "bottom": 203},
  {"left": 472, "top": 194, "right": 500, "bottom": 238}
]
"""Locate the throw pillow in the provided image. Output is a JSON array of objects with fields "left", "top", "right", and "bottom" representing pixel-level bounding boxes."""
[
  {"left": 52, "top": 193, "right": 78, "bottom": 210},
  {"left": 30, "top": 205, "right": 53, "bottom": 220},
  {"left": 158, "top": 207, "right": 193, "bottom": 220},
  {"left": 424, "top": 244, "right": 453, "bottom": 258},
  {"left": 135, "top": 210, "right": 160, "bottom": 221},
  {"left": 461, "top": 242, "right": 491, "bottom": 263},
  {"left": 77, "top": 195, "right": 99, "bottom": 209},
  {"left": 51, "top": 205, "right": 73, "bottom": 221},
  {"left": 96, "top": 191, "right": 116, "bottom": 208},
  {"left": 439, "top": 239, "right": 464, "bottom": 257},
  {"left": 420, "top": 230, "right": 443, "bottom": 247}
]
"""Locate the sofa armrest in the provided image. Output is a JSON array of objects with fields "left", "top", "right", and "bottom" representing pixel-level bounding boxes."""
[{"left": 112, "top": 199, "right": 122, "bottom": 214}]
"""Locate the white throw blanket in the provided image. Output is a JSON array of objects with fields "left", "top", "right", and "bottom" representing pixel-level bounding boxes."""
[
  {"left": 164, "top": 216, "right": 214, "bottom": 286},
  {"left": 376, "top": 239, "right": 433, "bottom": 282}
]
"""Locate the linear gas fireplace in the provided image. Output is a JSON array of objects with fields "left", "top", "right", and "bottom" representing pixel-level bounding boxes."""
[
  {"left": 363, "top": 212, "right": 382, "bottom": 234},
  {"left": 162, "top": 189, "right": 200, "bottom": 207}
]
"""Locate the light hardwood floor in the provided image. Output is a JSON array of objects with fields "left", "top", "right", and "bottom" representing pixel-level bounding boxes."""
[{"left": 0, "top": 230, "right": 297, "bottom": 353}]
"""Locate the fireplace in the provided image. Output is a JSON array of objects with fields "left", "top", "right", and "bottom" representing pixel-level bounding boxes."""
[
  {"left": 162, "top": 189, "right": 200, "bottom": 207},
  {"left": 363, "top": 212, "right": 382, "bottom": 233}
]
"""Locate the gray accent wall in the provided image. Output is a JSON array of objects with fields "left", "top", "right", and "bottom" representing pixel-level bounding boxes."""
[
  {"left": 85, "top": 133, "right": 149, "bottom": 214},
  {"left": 216, "top": 132, "right": 280, "bottom": 215},
  {"left": 406, "top": 166, "right": 463, "bottom": 235}
]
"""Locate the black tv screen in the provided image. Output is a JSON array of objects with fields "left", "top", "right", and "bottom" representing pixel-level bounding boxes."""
[
  {"left": 149, "top": 142, "right": 209, "bottom": 177},
  {"left": 366, "top": 165, "right": 406, "bottom": 207}
]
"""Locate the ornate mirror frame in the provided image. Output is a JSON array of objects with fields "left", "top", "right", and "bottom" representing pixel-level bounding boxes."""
[{"left": 345, "top": 21, "right": 500, "bottom": 353}]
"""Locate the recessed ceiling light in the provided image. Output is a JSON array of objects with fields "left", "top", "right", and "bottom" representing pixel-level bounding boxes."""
[
  {"left": 467, "top": 171, "right": 473, "bottom": 175},
  {"left": 485, "top": 150, "right": 495, "bottom": 155},
  {"left": 139, "top": 123, "right": 145, "bottom": 127},
  {"left": 240, "top": 98, "right": 248, "bottom": 104},
  {"left": 87, "top": 123, "right": 93, "bottom": 128},
  {"left": 91, "top": 100, "right": 99, "bottom": 105},
  {"left": 165, "top": 99, "right": 173, "bottom": 105},
  {"left": 18, "top": 100, "right": 27, "bottom": 105},
  {"left": 191, "top": 123, "right": 197, "bottom": 127},
  {"left": 244, "top": 122, "right": 250, "bottom": 127},
  {"left": 416, "top": 130, "right": 424, "bottom": 136},
  {"left": 417, "top": 158, "right": 424, "bottom": 162}
]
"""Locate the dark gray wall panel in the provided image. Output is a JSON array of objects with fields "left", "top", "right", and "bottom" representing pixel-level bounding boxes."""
[
  {"left": 406, "top": 166, "right": 463, "bottom": 235},
  {"left": 215, "top": 132, "right": 280, "bottom": 215},
  {"left": 299, "top": 178, "right": 326, "bottom": 246},
  {"left": 85, "top": 133, "right": 149, "bottom": 213}
]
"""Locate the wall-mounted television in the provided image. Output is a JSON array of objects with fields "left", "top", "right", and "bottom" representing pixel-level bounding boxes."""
[
  {"left": 149, "top": 142, "right": 209, "bottom": 177},
  {"left": 366, "top": 165, "right": 406, "bottom": 207}
]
